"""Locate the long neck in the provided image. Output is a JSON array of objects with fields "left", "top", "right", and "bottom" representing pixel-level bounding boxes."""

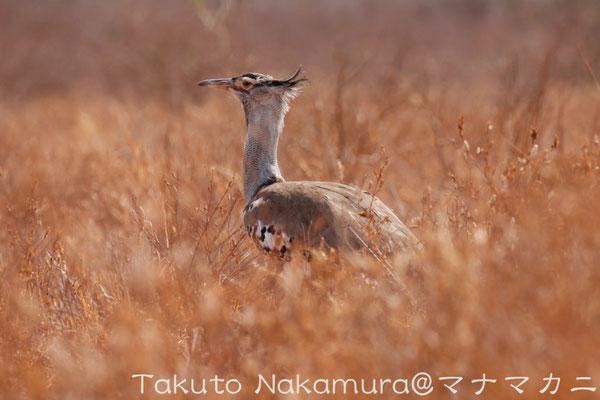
[{"left": 243, "top": 104, "right": 286, "bottom": 203}]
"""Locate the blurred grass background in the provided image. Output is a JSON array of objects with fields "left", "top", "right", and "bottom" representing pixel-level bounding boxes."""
[{"left": 1, "top": 0, "right": 600, "bottom": 398}]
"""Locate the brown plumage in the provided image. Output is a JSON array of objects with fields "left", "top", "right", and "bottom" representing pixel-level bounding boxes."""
[
  {"left": 198, "top": 68, "right": 419, "bottom": 259},
  {"left": 243, "top": 181, "right": 418, "bottom": 258}
]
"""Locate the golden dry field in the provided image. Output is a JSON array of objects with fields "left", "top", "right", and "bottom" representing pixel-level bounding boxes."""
[{"left": 1, "top": 0, "right": 600, "bottom": 399}]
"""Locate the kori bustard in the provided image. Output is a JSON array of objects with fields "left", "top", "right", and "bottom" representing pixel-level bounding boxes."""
[{"left": 198, "top": 68, "right": 418, "bottom": 259}]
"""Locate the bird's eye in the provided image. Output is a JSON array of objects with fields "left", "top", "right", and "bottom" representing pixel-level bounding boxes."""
[{"left": 242, "top": 80, "right": 252, "bottom": 88}]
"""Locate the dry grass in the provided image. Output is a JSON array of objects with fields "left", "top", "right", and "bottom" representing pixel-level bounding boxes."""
[{"left": 1, "top": 0, "right": 600, "bottom": 399}]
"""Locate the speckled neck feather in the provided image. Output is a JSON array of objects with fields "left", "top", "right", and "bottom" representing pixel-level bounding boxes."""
[{"left": 242, "top": 96, "right": 292, "bottom": 203}]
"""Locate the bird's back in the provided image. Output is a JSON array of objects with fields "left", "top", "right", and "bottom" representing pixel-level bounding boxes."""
[{"left": 243, "top": 181, "right": 418, "bottom": 258}]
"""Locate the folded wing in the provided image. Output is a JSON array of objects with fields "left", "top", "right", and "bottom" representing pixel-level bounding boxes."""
[{"left": 243, "top": 181, "right": 418, "bottom": 257}]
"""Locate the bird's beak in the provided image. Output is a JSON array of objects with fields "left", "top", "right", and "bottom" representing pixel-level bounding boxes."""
[{"left": 197, "top": 78, "right": 233, "bottom": 90}]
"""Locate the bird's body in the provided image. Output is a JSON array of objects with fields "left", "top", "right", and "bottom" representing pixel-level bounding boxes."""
[
  {"left": 198, "top": 68, "right": 417, "bottom": 259},
  {"left": 243, "top": 181, "right": 416, "bottom": 258}
]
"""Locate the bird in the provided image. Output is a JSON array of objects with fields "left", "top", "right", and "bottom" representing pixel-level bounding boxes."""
[{"left": 198, "top": 67, "right": 418, "bottom": 260}]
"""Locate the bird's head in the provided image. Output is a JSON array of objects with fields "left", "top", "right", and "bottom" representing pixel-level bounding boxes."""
[{"left": 198, "top": 67, "right": 307, "bottom": 119}]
